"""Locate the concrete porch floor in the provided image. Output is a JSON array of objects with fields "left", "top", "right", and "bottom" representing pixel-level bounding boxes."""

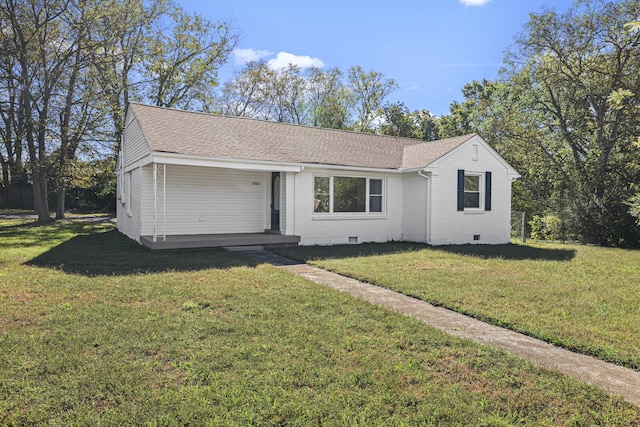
[{"left": 140, "top": 232, "right": 300, "bottom": 250}]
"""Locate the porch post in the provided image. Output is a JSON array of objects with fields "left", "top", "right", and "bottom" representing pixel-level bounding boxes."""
[
  {"left": 163, "top": 163, "right": 166, "bottom": 242},
  {"left": 284, "top": 172, "right": 295, "bottom": 235}
]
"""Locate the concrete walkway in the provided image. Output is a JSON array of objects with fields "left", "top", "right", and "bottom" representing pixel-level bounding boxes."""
[{"left": 245, "top": 249, "right": 640, "bottom": 408}]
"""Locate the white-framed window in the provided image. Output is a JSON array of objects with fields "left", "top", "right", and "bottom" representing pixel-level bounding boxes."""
[
  {"left": 464, "top": 173, "right": 481, "bottom": 209},
  {"left": 314, "top": 175, "right": 385, "bottom": 214}
]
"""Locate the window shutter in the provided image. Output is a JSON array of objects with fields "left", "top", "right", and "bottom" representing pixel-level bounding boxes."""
[
  {"left": 485, "top": 171, "right": 492, "bottom": 211},
  {"left": 457, "top": 169, "right": 465, "bottom": 211}
]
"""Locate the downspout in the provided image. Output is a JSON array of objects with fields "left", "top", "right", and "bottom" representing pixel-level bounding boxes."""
[
  {"left": 119, "top": 135, "right": 124, "bottom": 201},
  {"left": 153, "top": 162, "right": 157, "bottom": 243},
  {"left": 417, "top": 170, "right": 432, "bottom": 245},
  {"left": 163, "top": 163, "right": 166, "bottom": 242}
]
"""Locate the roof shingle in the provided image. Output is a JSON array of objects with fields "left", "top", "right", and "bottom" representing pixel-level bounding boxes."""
[{"left": 129, "top": 103, "right": 475, "bottom": 170}]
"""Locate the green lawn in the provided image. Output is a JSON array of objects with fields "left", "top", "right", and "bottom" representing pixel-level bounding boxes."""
[
  {"left": 2, "top": 218, "right": 640, "bottom": 425},
  {"left": 276, "top": 241, "right": 640, "bottom": 371}
]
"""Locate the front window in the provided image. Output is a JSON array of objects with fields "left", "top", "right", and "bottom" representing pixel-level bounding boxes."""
[
  {"left": 334, "top": 177, "right": 366, "bottom": 212},
  {"left": 314, "top": 176, "right": 330, "bottom": 213},
  {"left": 369, "top": 179, "right": 383, "bottom": 212},
  {"left": 314, "top": 176, "right": 384, "bottom": 214},
  {"left": 464, "top": 174, "right": 480, "bottom": 209}
]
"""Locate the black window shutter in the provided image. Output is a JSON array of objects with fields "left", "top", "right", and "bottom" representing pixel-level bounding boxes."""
[
  {"left": 485, "top": 171, "right": 492, "bottom": 211},
  {"left": 457, "top": 169, "right": 465, "bottom": 211}
]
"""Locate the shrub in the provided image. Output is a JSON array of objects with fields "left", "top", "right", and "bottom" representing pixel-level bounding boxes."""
[{"left": 529, "top": 214, "right": 563, "bottom": 241}]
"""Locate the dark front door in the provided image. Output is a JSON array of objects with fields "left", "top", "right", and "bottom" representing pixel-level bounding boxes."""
[{"left": 271, "top": 172, "right": 280, "bottom": 230}]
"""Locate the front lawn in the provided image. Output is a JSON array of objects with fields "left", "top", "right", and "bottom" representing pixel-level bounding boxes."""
[
  {"left": 2, "top": 218, "right": 639, "bottom": 424},
  {"left": 276, "top": 241, "right": 640, "bottom": 371}
]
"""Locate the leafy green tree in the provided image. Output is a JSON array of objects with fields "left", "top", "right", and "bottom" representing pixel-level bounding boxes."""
[
  {"left": 90, "top": 0, "right": 166, "bottom": 151},
  {"left": 499, "top": 0, "right": 640, "bottom": 246},
  {"left": 0, "top": 0, "right": 238, "bottom": 218},
  {"left": 221, "top": 63, "right": 397, "bottom": 133},
  {"left": 379, "top": 102, "right": 440, "bottom": 140},
  {"left": 145, "top": 5, "right": 238, "bottom": 110},
  {"left": 0, "top": 0, "right": 79, "bottom": 222},
  {"left": 0, "top": 43, "right": 24, "bottom": 204},
  {"left": 378, "top": 103, "right": 417, "bottom": 138},
  {"left": 346, "top": 66, "right": 398, "bottom": 133},
  {"left": 305, "top": 67, "right": 348, "bottom": 129},
  {"left": 267, "top": 64, "right": 308, "bottom": 124},
  {"left": 220, "top": 61, "right": 274, "bottom": 118}
]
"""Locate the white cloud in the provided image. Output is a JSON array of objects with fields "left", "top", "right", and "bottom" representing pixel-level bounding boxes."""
[
  {"left": 267, "top": 52, "right": 325, "bottom": 70},
  {"left": 232, "top": 48, "right": 271, "bottom": 64},
  {"left": 459, "top": 0, "right": 490, "bottom": 6}
]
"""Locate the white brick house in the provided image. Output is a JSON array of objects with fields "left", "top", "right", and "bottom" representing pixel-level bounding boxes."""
[{"left": 117, "top": 103, "right": 520, "bottom": 249}]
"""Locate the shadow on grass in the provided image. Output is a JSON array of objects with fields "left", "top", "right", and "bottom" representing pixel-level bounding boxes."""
[
  {"left": 0, "top": 219, "right": 115, "bottom": 250},
  {"left": 433, "top": 244, "right": 576, "bottom": 261},
  {"left": 276, "top": 242, "right": 576, "bottom": 262},
  {"left": 27, "top": 230, "right": 257, "bottom": 276}
]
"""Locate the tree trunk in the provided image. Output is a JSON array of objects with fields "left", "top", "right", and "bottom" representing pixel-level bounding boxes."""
[
  {"left": 31, "top": 164, "right": 50, "bottom": 223},
  {"left": 56, "top": 186, "right": 66, "bottom": 220}
]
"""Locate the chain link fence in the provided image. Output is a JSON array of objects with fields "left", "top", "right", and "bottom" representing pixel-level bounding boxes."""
[{"left": 511, "top": 210, "right": 526, "bottom": 243}]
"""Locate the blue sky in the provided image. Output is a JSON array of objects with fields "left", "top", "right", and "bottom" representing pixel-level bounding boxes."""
[{"left": 178, "top": 0, "right": 575, "bottom": 116}]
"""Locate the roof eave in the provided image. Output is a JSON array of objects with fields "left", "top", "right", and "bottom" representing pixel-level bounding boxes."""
[{"left": 148, "top": 150, "right": 407, "bottom": 174}]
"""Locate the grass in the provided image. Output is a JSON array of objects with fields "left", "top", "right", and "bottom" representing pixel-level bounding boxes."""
[
  {"left": 275, "top": 241, "right": 640, "bottom": 371},
  {"left": 1, "top": 218, "right": 640, "bottom": 425}
]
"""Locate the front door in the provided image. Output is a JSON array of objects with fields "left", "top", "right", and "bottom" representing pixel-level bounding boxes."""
[{"left": 271, "top": 172, "right": 280, "bottom": 231}]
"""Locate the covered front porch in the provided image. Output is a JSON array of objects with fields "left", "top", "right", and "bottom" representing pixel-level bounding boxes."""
[
  {"left": 140, "top": 158, "right": 303, "bottom": 248},
  {"left": 140, "top": 232, "right": 300, "bottom": 250}
]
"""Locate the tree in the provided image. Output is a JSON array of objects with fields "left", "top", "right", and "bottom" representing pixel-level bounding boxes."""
[
  {"left": 0, "top": 0, "right": 238, "bottom": 219},
  {"left": 1, "top": 0, "right": 80, "bottom": 222},
  {"left": 51, "top": 0, "right": 110, "bottom": 219},
  {"left": 220, "top": 61, "right": 273, "bottom": 118},
  {"left": 145, "top": 5, "right": 238, "bottom": 110},
  {"left": 90, "top": 0, "right": 166, "bottom": 152},
  {"left": 266, "top": 64, "right": 307, "bottom": 124},
  {"left": 501, "top": 0, "right": 640, "bottom": 246},
  {"left": 305, "top": 67, "right": 348, "bottom": 129},
  {"left": 221, "top": 63, "right": 397, "bottom": 132},
  {"left": 346, "top": 66, "right": 398, "bottom": 133},
  {"left": 379, "top": 102, "right": 440, "bottom": 140},
  {"left": 0, "top": 36, "right": 25, "bottom": 205}
]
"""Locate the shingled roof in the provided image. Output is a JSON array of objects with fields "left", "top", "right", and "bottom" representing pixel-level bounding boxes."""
[{"left": 129, "top": 103, "right": 475, "bottom": 170}]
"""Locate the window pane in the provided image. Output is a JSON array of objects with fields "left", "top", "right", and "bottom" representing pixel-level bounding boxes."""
[
  {"left": 370, "top": 195, "right": 382, "bottom": 212},
  {"left": 464, "top": 175, "right": 479, "bottom": 191},
  {"left": 464, "top": 192, "right": 480, "bottom": 208},
  {"left": 334, "top": 177, "right": 366, "bottom": 212},
  {"left": 314, "top": 176, "right": 330, "bottom": 213},
  {"left": 370, "top": 179, "right": 382, "bottom": 195}
]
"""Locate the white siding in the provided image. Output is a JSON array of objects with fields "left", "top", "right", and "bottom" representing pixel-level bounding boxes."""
[
  {"left": 140, "top": 164, "right": 269, "bottom": 237},
  {"left": 402, "top": 173, "right": 428, "bottom": 242},
  {"left": 116, "top": 167, "right": 142, "bottom": 241},
  {"left": 293, "top": 168, "right": 403, "bottom": 246},
  {"left": 122, "top": 111, "right": 150, "bottom": 168},
  {"left": 428, "top": 139, "right": 513, "bottom": 245},
  {"left": 284, "top": 172, "right": 296, "bottom": 235}
]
